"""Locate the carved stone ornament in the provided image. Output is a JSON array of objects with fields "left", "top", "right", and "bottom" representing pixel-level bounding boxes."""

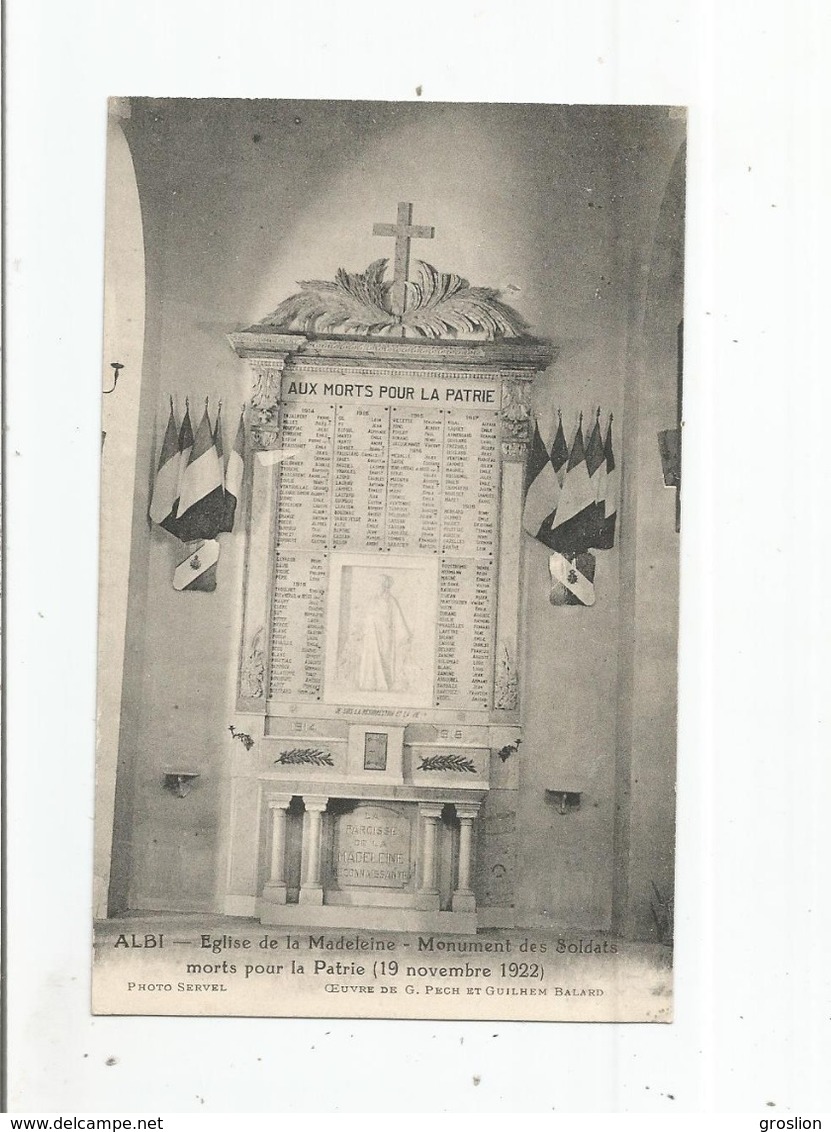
[
  {"left": 500, "top": 378, "right": 531, "bottom": 422},
  {"left": 251, "top": 362, "right": 282, "bottom": 406},
  {"left": 250, "top": 426, "right": 280, "bottom": 451},
  {"left": 275, "top": 748, "right": 335, "bottom": 767},
  {"left": 500, "top": 378, "right": 533, "bottom": 458},
  {"left": 240, "top": 627, "right": 266, "bottom": 700},
  {"left": 417, "top": 753, "right": 477, "bottom": 774},
  {"left": 494, "top": 643, "right": 519, "bottom": 711},
  {"left": 249, "top": 360, "right": 285, "bottom": 450},
  {"left": 500, "top": 440, "right": 528, "bottom": 463},
  {"left": 254, "top": 259, "right": 531, "bottom": 341}
]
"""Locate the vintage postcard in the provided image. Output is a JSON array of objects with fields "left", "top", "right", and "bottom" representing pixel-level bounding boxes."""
[{"left": 94, "top": 98, "right": 685, "bottom": 1021}]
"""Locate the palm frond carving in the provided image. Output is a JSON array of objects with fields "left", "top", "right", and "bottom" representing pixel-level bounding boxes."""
[
  {"left": 401, "top": 262, "right": 528, "bottom": 339},
  {"left": 275, "top": 747, "right": 334, "bottom": 767},
  {"left": 260, "top": 259, "right": 396, "bottom": 335},
  {"left": 417, "top": 753, "right": 477, "bottom": 774},
  {"left": 256, "top": 260, "right": 528, "bottom": 340}
]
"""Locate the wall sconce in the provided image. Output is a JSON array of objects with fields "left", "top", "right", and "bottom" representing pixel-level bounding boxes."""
[
  {"left": 545, "top": 789, "right": 581, "bottom": 815},
  {"left": 103, "top": 361, "right": 125, "bottom": 394},
  {"left": 162, "top": 770, "right": 201, "bottom": 798},
  {"left": 102, "top": 362, "right": 126, "bottom": 450}
]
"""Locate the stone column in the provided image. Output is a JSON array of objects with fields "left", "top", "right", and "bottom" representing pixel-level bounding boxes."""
[
  {"left": 452, "top": 804, "right": 479, "bottom": 912},
  {"left": 418, "top": 804, "right": 443, "bottom": 894},
  {"left": 262, "top": 793, "right": 292, "bottom": 904},
  {"left": 299, "top": 796, "right": 328, "bottom": 905}
]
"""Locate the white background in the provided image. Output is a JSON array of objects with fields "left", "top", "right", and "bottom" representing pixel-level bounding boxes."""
[{"left": 5, "top": 0, "right": 831, "bottom": 1114}]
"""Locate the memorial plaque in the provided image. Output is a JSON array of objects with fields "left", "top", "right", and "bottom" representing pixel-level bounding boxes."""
[
  {"left": 333, "top": 804, "right": 412, "bottom": 888},
  {"left": 271, "top": 375, "right": 502, "bottom": 710}
]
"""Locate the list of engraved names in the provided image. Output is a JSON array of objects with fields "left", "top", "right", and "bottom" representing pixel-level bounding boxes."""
[{"left": 269, "top": 374, "right": 501, "bottom": 710}]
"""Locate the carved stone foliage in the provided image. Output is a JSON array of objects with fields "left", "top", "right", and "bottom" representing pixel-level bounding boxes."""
[
  {"left": 255, "top": 259, "right": 530, "bottom": 341},
  {"left": 249, "top": 360, "right": 284, "bottom": 450},
  {"left": 500, "top": 440, "right": 527, "bottom": 463},
  {"left": 417, "top": 753, "right": 477, "bottom": 773},
  {"left": 500, "top": 378, "right": 532, "bottom": 460},
  {"left": 494, "top": 643, "right": 519, "bottom": 711},
  {"left": 250, "top": 424, "right": 280, "bottom": 451},
  {"left": 240, "top": 627, "right": 265, "bottom": 700},
  {"left": 275, "top": 748, "right": 334, "bottom": 767},
  {"left": 500, "top": 378, "right": 531, "bottom": 424}
]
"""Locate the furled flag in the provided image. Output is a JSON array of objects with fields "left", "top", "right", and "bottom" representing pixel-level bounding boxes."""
[
  {"left": 594, "top": 415, "right": 617, "bottom": 550},
  {"left": 213, "top": 401, "right": 225, "bottom": 497},
  {"left": 548, "top": 414, "right": 597, "bottom": 555},
  {"left": 523, "top": 411, "right": 569, "bottom": 546},
  {"left": 174, "top": 399, "right": 194, "bottom": 527},
  {"left": 546, "top": 415, "right": 601, "bottom": 606},
  {"left": 522, "top": 416, "right": 561, "bottom": 542},
  {"left": 176, "top": 401, "right": 226, "bottom": 543},
  {"left": 551, "top": 412, "right": 569, "bottom": 486},
  {"left": 585, "top": 408, "right": 605, "bottom": 537},
  {"left": 221, "top": 410, "right": 245, "bottom": 533},
  {"left": 149, "top": 398, "right": 181, "bottom": 534}
]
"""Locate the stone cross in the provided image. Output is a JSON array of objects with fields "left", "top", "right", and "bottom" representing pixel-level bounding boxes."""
[{"left": 373, "top": 202, "right": 434, "bottom": 315}]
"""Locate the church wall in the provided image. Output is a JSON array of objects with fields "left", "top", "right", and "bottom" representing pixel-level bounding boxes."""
[
  {"left": 111, "top": 101, "right": 683, "bottom": 931},
  {"left": 613, "top": 140, "right": 686, "bottom": 939},
  {"left": 96, "top": 113, "right": 147, "bottom": 917}
]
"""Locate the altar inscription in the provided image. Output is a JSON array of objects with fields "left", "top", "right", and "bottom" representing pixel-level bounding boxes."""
[{"left": 333, "top": 804, "right": 412, "bottom": 888}]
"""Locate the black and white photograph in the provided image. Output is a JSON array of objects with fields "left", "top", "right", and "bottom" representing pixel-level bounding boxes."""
[
  {"left": 93, "top": 99, "right": 684, "bottom": 1021},
  {"left": 7, "top": 1, "right": 831, "bottom": 1112}
]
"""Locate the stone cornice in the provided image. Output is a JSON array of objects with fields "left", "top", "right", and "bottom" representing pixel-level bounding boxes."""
[{"left": 228, "top": 329, "right": 556, "bottom": 373}]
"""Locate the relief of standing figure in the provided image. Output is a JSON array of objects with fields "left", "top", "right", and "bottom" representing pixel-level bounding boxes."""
[{"left": 355, "top": 574, "right": 413, "bottom": 692}]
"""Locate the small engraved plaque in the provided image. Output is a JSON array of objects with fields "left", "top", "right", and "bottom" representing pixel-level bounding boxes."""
[{"left": 363, "top": 732, "right": 388, "bottom": 771}]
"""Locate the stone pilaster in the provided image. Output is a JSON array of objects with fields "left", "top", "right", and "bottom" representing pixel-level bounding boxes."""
[
  {"left": 236, "top": 354, "right": 288, "bottom": 712},
  {"left": 493, "top": 374, "right": 533, "bottom": 715}
]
